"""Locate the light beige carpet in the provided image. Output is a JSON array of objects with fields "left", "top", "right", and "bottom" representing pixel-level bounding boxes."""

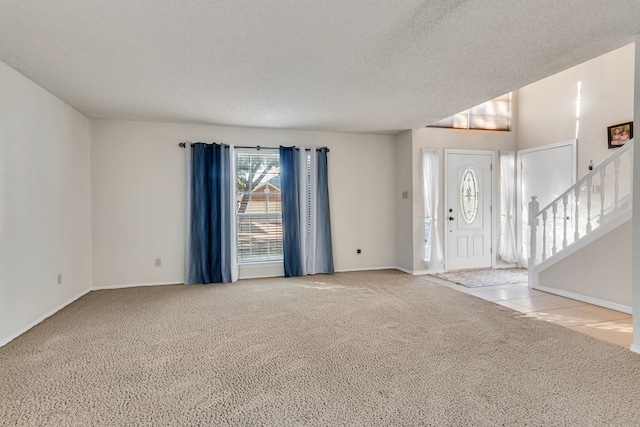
[{"left": 2, "top": 270, "right": 640, "bottom": 426}]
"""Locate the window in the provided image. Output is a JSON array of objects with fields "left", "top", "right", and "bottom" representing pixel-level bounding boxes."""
[
  {"left": 428, "top": 93, "right": 511, "bottom": 131},
  {"left": 236, "top": 151, "right": 282, "bottom": 262}
]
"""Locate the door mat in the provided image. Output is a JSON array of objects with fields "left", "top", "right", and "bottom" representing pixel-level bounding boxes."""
[{"left": 434, "top": 268, "right": 528, "bottom": 288}]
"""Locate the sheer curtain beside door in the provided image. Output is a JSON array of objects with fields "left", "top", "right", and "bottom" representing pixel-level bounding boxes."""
[
  {"left": 499, "top": 150, "right": 518, "bottom": 263},
  {"left": 422, "top": 148, "right": 444, "bottom": 271}
]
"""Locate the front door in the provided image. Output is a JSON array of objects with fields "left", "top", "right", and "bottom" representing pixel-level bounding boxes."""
[{"left": 445, "top": 151, "right": 493, "bottom": 271}]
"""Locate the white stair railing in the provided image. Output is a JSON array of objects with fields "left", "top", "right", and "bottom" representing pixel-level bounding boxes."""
[{"left": 529, "top": 140, "right": 634, "bottom": 267}]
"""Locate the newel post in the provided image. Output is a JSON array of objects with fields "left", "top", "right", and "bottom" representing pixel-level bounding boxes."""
[{"left": 528, "top": 196, "right": 539, "bottom": 267}]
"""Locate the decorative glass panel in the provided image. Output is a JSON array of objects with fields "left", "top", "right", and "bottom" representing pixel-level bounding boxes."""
[{"left": 460, "top": 168, "right": 479, "bottom": 224}]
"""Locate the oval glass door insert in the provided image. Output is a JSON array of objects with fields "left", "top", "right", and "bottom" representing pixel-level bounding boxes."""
[{"left": 459, "top": 167, "right": 479, "bottom": 224}]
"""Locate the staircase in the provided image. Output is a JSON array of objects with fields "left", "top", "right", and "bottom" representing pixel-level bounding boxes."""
[{"left": 528, "top": 139, "right": 634, "bottom": 311}]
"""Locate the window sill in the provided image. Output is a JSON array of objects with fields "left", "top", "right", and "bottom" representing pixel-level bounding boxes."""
[{"left": 238, "top": 260, "right": 284, "bottom": 280}]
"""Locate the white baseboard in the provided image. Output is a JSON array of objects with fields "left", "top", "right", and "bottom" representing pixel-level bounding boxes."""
[
  {"left": 390, "top": 267, "right": 442, "bottom": 276},
  {"left": 493, "top": 263, "right": 519, "bottom": 269},
  {"left": 533, "top": 285, "right": 632, "bottom": 314},
  {"left": 0, "top": 288, "right": 92, "bottom": 348},
  {"left": 91, "top": 281, "right": 182, "bottom": 290},
  {"left": 335, "top": 266, "right": 398, "bottom": 273},
  {"left": 412, "top": 269, "right": 441, "bottom": 276},
  {"left": 241, "top": 266, "right": 415, "bottom": 276},
  {"left": 94, "top": 269, "right": 410, "bottom": 287},
  {"left": 630, "top": 343, "right": 640, "bottom": 354}
]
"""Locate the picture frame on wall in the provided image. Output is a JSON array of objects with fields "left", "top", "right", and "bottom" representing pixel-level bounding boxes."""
[{"left": 607, "top": 121, "right": 633, "bottom": 149}]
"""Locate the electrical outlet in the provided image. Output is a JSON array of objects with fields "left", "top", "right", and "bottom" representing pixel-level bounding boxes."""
[
  {"left": 402, "top": 191, "right": 409, "bottom": 200},
  {"left": 57, "top": 274, "right": 62, "bottom": 285},
  {"left": 155, "top": 258, "right": 162, "bottom": 267},
  {"left": 357, "top": 249, "right": 362, "bottom": 254}
]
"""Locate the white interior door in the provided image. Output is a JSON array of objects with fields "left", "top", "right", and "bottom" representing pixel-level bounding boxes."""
[
  {"left": 445, "top": 151, "right": 493, "bottom": 271},
  {"left": 517, "top": 140, "right": 576, "bottom": 267}
]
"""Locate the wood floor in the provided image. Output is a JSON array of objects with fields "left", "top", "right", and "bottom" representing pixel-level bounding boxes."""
[{"left": 430, "top": 276, "right": 633, "bottom": 348}]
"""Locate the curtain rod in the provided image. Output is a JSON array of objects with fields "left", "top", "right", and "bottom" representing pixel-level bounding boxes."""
[{"left": 178, "top": 142, "right": 329, "bottom": 152}]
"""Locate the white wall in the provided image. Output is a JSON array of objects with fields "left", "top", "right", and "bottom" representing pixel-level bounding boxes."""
[
  {"left": 0, "top": 62, "right": 92, "bottom": 345},
  {"left": 410, "top": 127, "right": 517, "bottom": 273},
  {"left": 517, "top": 43, "right": 635, "bottom": 179},
  {"left": 90, "top": 119, "right": 397, "bottom": 287},
  {"left": 394, "top": 130, "right": 413, "bottom": 272},
  {"left": 538, "top": 220, "right": 632, "bottom": 310}
]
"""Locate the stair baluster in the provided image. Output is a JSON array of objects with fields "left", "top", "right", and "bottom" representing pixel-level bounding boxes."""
[
  {"left": 574, "top": 186, "right": 580, "bottom": 241},
  {"left": 562, "top": 195, "right": 568, "bottom": 249},
  {"left": 552, "top": 203, "right": 558, "bottom": 255},
  {"left": 599, "top": 168, "right": 606, "bottom": 226},
  {"left": 528, "top": 196, "right": 539, "bottom": 267},
  {"left": 614, "top": 156, "right": 620, "bottom": 215},
  {"left": 542, "top": 210, "right": 547, "bottom": 261},
  {"left": 586, "top": 176, "right": 592, "bottom": 233}
]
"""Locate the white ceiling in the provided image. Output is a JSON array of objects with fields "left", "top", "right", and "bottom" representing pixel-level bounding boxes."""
[{"left": 1, "top": 1, "right": 639, "bottom": 135}]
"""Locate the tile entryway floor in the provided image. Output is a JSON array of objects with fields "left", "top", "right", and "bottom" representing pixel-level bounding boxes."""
[{"left": 428, "top": 275, "right": 633, "bottom": 348}]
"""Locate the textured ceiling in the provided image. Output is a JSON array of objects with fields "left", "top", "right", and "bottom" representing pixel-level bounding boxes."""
[{"left": 0, "top": 1, "right": 639, "bottom": 135}]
